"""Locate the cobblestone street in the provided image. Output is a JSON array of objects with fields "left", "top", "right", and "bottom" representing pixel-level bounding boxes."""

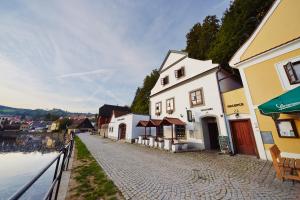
[{"left": 78, "top": 133, "right": 300, "bottom": 200}]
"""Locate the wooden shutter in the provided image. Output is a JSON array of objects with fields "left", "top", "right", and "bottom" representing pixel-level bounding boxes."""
[
  {"left": 175, "top": 70, "right": 178, "bottom": 78},
  {"left": 181, "top": 67, "right": 185, "bottom": 76},
  {"left": 161, "top": 78, "right": 164, "bottom": 85},
  {"left": 284, "top": 62, "right": 296, "bottom": 84}
]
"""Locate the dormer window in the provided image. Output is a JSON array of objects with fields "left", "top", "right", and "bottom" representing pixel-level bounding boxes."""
[
  {"left": 161, "top": 76, "right": 169, "bottom": 86},
  {"left": 284, "top": 61, "right": 300, "bottom": 85},
  {"left": 155, "top": 102, "right": 162, "bottom": 115},
  {"left": 166, "top": 98, "right": 175, "bottom": 114},
  {"left": 175, "top": 67, "right": 185, "bottom": 79}
]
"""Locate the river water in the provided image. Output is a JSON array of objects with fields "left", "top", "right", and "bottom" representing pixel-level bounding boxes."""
[{"left": 0, "top": 132, "right": 64, "bottom": 200}]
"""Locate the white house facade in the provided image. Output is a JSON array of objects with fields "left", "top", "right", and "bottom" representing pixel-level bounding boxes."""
[
  {"left": 150, "top": 50, "right": 230, "bottom": 151},
  {"left": 107, "top": 112, "right": 149, "bottom": 143}
]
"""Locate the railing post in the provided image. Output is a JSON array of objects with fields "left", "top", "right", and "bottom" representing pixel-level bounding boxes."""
[
  {"left": 54, "top": 147, "right": 67, "bottom": 200},
  {"left": 65, "top": 138, "right": 74, "bottom": 170},
  {"left": 48, "top": 156, "right": 61, "bottom": 200}
]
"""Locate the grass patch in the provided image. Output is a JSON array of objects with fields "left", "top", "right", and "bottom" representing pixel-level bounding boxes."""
[{"left": 69, "top": 136, "right": 122, "bottom": 200}]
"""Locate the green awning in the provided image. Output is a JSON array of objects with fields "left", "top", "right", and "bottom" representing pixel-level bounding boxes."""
[{"left": 258, "top": 86, "right": 300, "bottom": 115}]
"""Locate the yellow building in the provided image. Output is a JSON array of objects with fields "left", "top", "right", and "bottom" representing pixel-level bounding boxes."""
[
  {"left": 229, "top": 0, "right": 300, "bottom": 160},
  {"left": 50, "top": 120, "right": 60, "bottom": 132},
  {"left": 222, "top": 88, "right": 260, "bottom": 157}
]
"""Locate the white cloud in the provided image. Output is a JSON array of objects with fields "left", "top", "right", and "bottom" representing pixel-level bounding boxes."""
[{"left": 0, "top": 0, "right": 230, "bottom": 113}]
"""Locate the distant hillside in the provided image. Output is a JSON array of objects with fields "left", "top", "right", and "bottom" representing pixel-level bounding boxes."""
[{"left": 0, "top": 105, "right": 91, "bottom": 120}]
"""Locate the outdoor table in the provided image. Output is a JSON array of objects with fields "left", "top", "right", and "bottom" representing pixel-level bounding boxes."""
[
  {"left": 138, "top": 136, "right": 143, "bottom": 144},
  {"left": 164, "top": 138, "right": 172, "bottom": 151},
  {"left": 148, "top": 136, "right": 155, "bottom": 147},
  {"left": 278, "top": 157, "right": 300, "bottom": 181}
]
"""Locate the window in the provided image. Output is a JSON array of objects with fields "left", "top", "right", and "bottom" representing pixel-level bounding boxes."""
[
  {"left": 189, "top": 88, "right": 204, "bottom": 107},
  {"left": 161, "top": 76, "right": 169, "bottom": 85},
  {"left": 155, "top": 102, "right": 162, "bottom": 115},
  {"left": 175, "top": 67, "right": 185, "bottom": 78},
  {"left": 166, "top": 98, "right": 175, "bottom": 114},
  {"left": 175, "top": 125, "right": 186, "bottom": 139},
  {"left": 284, "top": 61, "right": 300, "bottom": 84},
  {"left": 275, "top": 119, "right": 298, "bottom": 138}
]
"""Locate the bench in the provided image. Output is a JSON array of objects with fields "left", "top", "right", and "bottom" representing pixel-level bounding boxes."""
[{"left": 270, "top": 145, "right": 300, "bottom": 181}]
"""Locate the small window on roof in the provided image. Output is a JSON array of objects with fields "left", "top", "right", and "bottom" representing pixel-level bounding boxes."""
[
  {"left": 175, "top": 67, "right": 185, "bottom": 78},
  {"left": 161, "top": 76, "right": 169, "bottom": 85},
  {"left": 284, "top": 61, "right": 300, "bottom": 85}
]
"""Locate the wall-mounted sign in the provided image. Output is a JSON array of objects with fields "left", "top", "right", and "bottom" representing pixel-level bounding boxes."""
[
  {"left": 261, "top": 131, "right": 274, "bottom": 144},
  {"left": 117, "top": 118, "right": 125, "bottom": 121},
  {"left": 227, "top": 103, "right": 244, "bottom": 108},
  {"left": 201, "top": 108, "right": 213, "bottom": 111}
]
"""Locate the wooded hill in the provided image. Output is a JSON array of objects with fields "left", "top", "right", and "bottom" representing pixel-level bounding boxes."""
[{"left": 131, "top": 0, "right": 275, "bottom": 114}]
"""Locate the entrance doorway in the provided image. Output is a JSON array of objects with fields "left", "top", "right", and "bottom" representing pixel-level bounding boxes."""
[
  {"left": 119, "top": 123, "right": 126, "bottom": 140},
  {"left": 230, "top": 120, "right": 257, "bottom": 156},
  {"left": 201, "top": 117, "right": 220, "bottom": 150}
]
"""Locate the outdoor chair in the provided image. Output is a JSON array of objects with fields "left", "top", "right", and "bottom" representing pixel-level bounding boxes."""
[{"left": 270, "top": 145, "right": 300, "bottom": 182}]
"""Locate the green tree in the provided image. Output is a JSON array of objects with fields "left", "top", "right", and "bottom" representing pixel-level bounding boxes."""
[
  {"left": 185, "top": 15, "right": 220, "bottom": 60},
  {"left": 131, "top": 69, "right": 160, "bottom": 114},
  {"left": 208, "top": 0, "right": 274, "bottom": 67}
]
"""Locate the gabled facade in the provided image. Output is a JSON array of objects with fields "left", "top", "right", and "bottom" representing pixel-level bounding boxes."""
[
  {"left": 97, "top": 104, "right": 131, "bottom": 135},
  {"left": 68, "top": 118, "right": 94, "bottom": 134},
  {"left": 150, "top": 50, "right": 230, "bottom": 151},
  {"left": 230, "top": 0, "right": 300, "bottom": 160}
]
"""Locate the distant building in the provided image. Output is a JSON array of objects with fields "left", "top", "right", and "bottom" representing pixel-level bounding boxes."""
[
  {"left": 107, "top": 111, "right": 149, "bottom": 142},
  {"left": 50, "top": 120, "right": 61, "bottom": 132},
  {"left": 67, "top": 118, "right": 94, "bottom": 134},
  {"left": 19, "top": 123, "right": 30, "bottom": 131},
  {"left": 97, "top": 104, "right": 131, "bottom": 135}
]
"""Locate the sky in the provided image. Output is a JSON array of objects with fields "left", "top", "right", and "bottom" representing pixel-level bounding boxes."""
[{"left": 0, "top": 0, "right": 231, "bottom": 113}]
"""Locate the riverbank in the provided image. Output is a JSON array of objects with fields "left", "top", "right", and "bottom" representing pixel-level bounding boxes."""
[{"left": 65, "top": 135, "right": 123, "bottom": 200}]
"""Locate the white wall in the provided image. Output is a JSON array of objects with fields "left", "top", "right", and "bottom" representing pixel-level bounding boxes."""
[
  {"left": 150, "top": 53, "right": 227, "bottom": 149},
  {"left": 107, "top": 114, "right": 149, "bottom": 141}
]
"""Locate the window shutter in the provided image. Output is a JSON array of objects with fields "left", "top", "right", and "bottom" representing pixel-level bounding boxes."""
[
  {"left": 175, "top": 70, "right": 178, "bottom": 78},
  {"left": 284, "top": 62, "right": 296, "bottom": 83},
  {"left": 181, "top": 67, "right": 185, "bottom": 76},
  {"left": 161, "top": 78, "right": 164, "bottom": 85}
]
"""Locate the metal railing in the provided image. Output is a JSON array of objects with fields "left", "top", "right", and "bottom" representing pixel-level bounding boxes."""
[{"left": 8, "top": 135, "right": 75, "bottom": 200}]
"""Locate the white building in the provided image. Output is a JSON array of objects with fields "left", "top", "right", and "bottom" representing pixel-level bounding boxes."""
[
  {"left": 150, "top": 50, "right": 233, "bottom": 151},
  {"left": 107, "top": 111, "right": 149, "bottom": 143}
]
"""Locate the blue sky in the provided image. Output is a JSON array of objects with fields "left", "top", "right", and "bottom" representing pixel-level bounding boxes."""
[{"left": 0, "top": 0, "right": 230, "bottom": 113}]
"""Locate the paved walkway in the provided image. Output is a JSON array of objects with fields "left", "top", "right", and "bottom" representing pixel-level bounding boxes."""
[{"left": 78, "top": 133, "right": 300, "bottom": 200}]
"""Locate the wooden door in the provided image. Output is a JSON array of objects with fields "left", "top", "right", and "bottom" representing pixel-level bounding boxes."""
[
  {"left": 230, "top": 120, "right": 257, "bottom": 156},
  {"left": 119, "top": 124, "right": 126, "bottom": 140}
]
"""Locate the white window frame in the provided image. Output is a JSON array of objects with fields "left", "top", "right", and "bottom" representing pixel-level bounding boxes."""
[
  {"left": 275, "top": 56, "right": 300, "bottom": 91},
  {"left": 166, "top": 98, "right": 175, "bottom": 114},
  {"left": 155, "top": 102, "right": 162, "bottom": 115}
]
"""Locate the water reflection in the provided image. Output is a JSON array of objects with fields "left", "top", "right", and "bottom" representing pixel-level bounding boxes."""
[{"left": 0, "top": 132, "right": 65, "bottom": 200}]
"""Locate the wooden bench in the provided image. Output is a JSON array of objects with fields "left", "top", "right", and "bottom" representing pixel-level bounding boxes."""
[{"left": 270, "top": 145, "right": 300, "bottom": 181}]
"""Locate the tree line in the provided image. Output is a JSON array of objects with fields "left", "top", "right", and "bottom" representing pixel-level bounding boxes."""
[{"left": 130, "top": 0, "right": 275, "bottom": 114}]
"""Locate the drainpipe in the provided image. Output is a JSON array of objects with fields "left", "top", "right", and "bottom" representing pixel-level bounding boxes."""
[{"left": 216, "top": 68, "right": 234, "bottom": 155}]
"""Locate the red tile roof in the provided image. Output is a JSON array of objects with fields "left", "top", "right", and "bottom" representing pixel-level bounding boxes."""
[{"left": 161, "top": 117, "right": 185, "bottom": 126}]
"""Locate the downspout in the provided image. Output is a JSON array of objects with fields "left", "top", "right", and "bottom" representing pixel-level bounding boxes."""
[{"left": 216, "top": 68, "right": 234, "bottom": 155}]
